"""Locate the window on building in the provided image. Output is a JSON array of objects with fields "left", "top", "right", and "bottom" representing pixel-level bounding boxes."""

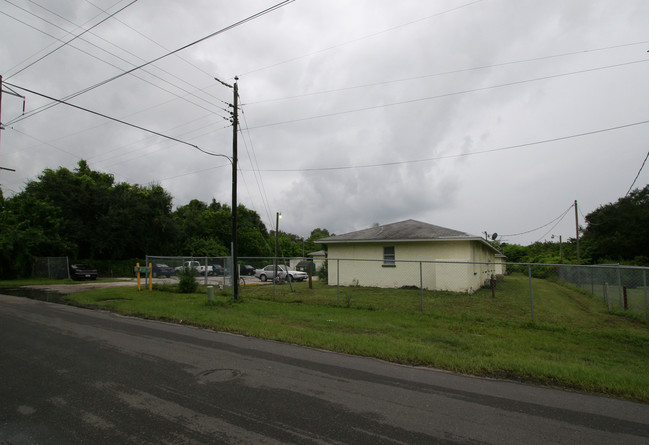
[{"left": 383, "top": 246, "right": 395, "bottom": 267}]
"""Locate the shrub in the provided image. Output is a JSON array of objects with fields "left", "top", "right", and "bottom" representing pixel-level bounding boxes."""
[
  {"left": 318, "top": 261, "right": 328, "bottom": 281},
  {"left": 177, "top": 266, "right": 198, "bottom": 293}
]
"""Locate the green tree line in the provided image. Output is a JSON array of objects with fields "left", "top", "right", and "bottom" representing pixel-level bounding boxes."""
[
  {"left": 2, "top": 161, "right": 645, "bottom": 278},
  {"left": 0, "top": 161, "right": 331, "bottom": 278}
]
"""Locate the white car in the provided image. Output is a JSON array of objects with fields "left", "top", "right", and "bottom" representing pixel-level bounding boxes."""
[{"left": 254, "top": 265, "right": 308, "bottom": 282}]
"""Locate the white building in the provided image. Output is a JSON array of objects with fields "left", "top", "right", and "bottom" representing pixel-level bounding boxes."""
[{"left": 319, "top": 220, "right": 503, "bottom": 293}]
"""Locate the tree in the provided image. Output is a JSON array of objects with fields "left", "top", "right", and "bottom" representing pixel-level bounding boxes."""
[
  {"left": 100, "top": 182, "right": 176, "bottom": 258},
  {"left": 581, "top": 185, "right": 649, "bottom": 263},
  {"left": 172, "top": 200, "right": 271, "bottom": 257},
  {"left": 0, "top": 194, "right": 73, "bottom": 278},
  {"left": 303, "top": 227, "right": 332, "bottom": 254},
  {"left": 0, "top": 160, "right": 311, "bottom": 276},
  {"left": 23, "top": 162, "right": 115, "bottom": 258}
]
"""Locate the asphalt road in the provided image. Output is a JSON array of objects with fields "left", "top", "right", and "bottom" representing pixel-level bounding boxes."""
[{"left": 1, "top": 294, "right": 648, "bottom": 444}]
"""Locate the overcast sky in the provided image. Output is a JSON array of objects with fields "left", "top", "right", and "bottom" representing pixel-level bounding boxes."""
[{"left": 1, "top": 0, "right": 648, "bottom": 246}]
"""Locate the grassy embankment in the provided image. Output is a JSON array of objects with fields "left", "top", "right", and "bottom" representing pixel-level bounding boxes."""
[{"left": 12, "top": 274, "right": 649, "bottom": 402}]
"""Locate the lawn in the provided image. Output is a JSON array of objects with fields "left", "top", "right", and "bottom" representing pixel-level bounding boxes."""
[{"left": 35, "top": 274, "right": 649, "bottom": 402}]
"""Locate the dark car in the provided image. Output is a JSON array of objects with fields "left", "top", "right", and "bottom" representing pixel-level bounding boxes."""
[
  {"left": 240, "top": 265, "right": 255, "bottom": 276},
  {"left": 152, "top": 263, "right": 174, "bottom": 278},
  {"left": 69, "top": 263, "right": 98, "bottom": 281}
]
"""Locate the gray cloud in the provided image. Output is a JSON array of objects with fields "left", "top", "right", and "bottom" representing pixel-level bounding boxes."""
[{"left": 1, "top": 0, "right": 648, "bottom": 245}]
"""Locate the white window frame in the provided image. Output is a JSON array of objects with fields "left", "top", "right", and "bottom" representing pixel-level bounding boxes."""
[{"left": 383, "top": 246, "right": 395, "bottom": 267}]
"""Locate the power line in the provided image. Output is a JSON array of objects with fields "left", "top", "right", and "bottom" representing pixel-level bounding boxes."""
[
  {"left": 245, "top": 40, "right": 649, "bottom": 105},
  {"left": 4, "top": 0, "right": 295, "bottom": 125},
  {"left": 0, "top": 11, "right": 230, "bottom": 126},
  {"left": 83, "top": 0, "right": 221, "bottom": 81},
  {"left": 0, "top": 0, "right": 122, "bottom": 76},
  {"left": 240, "top": 117, "right": 649, "bottom": 173},
  {"left": 1, "top": 3, "right": 231, "bottom": 125},
  {"left": 99, "top": 121, "right": 232, "bottom": 170},
  {"left": 33, "top": 0, "right": 231, "bottom": 112},
  {"left": 535, "top": 206, "right": 574, "bottom": 243},
  {"left": 625, "top": 150, "right": 649, "bottom": 197},
  {"left": 239, "top": 0, "right": 485, "bottom": 78},
  {"left": 159, "top": 163, "right": 230, "bottom": 183},
  {"left": 5, "top": 0, "right": 140, "bottom": 80},
  {"left": 502, "top": 204, "right": 574, "bottom": 238},
  {"left": 238, "top": 102, "right": 274, "bottom": 231},
  {"left": 246, "top": 58, "right": 649, "bottom": 131},
  {"left": 9, "top": 127, "right": 81, "bottom": 160},
  {"left": 4, "top": 80, "right": 230, "bottom": 161}
]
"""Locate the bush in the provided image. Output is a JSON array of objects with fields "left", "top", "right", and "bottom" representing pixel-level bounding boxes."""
[
  {"left": 317, "top": 261, "right": 328, "bottom": 281},
  {"left": 177, "top": 266, "right": 198, "bottom": 293}
]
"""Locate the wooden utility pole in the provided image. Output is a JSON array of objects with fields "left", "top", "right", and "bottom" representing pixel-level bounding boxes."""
[
  {"left": 575, "top": 200, "right": 580, "bottom": 265},
  {"left": 274, "top": 211, "right": 280, "bottom": 298},
  {"left": 231, "top": 77, "right": 239, "bottom": 300}
]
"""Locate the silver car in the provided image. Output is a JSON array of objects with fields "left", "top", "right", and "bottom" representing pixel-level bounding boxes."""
[{"left": 254, "top": 265, "right": 308, "bottom": 282}]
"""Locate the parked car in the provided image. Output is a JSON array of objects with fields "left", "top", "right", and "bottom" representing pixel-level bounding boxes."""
[
  {"left": 254, "top": 265, "right": 308, "bottom": 282},
  {"left": 240, "top": 265, "right": 255, "bottom": 276},
  {"left": 174, "top": 261, "right": 214, "bottom": 276},
  {"left": 69, "top": 263, "right": 98, "bottom": 281},
  {"left": 151, "top": 263, "right": 174, "bottom": 278}
]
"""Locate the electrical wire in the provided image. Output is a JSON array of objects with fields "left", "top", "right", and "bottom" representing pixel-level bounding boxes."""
[
  {"left": 9, "top": 127, "right": 82, "bottom": 160},
  {"left": 502, "top": 204, "right": 574, "bottom": 238},
  {"left": 4, "top": 0, "right": 295, "bottom": 125},
  {"left": 535, "top": 206, "right": 574, "bottom": 243},
  {"left": 1, "top": 4, "right": 230, "bottom": 125},
  {"left": 27, "top": 0, "right": 231, "bottom": 112},
  {"left": 246, "top": 58, "right": 649, "bottom": 131},
  {"left": 238, "top": 102, "right": 274, "bottom": 230},
  {"left": 240, "top": 117, "right": 649, "bottom": 173},
  {"left": 158, "top": 163, "right": 230, "bottom": 183},
  {"left": 239, "top": 0, "right": 485, "bottom": 78},
  {"left": 99, "top": 121, "right": 232, "bottom": 169},
  {"left": 4, "top": 0, "right": 140, "bottom": 80},
  {"left": 625, "top": 150, "right": 649, "bottom": 197},
  {"left": 82, "top": 0, "right": 231, "bottom": 106},
  {"left": 0, "top": 0, "right": 123, "bottom": 76},
  {"left": 3, "top": 80, "right": 231, "bottom": 161},
  {"left": 245, "top": 40, "right": 649, "bottom": 105}
]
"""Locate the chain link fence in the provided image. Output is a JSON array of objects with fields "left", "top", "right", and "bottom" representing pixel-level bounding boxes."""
[
  {"left": 557, "top": 264, "right": 648, "bottom": 315},
  {"left": 33, "top": 257, "right": 70, "bottom": 279},
  {"left": 143, "top": 256, "right": 647, "bottom": 322}
]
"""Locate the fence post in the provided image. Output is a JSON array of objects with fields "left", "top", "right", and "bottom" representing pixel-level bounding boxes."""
[
  {"left": 590, "top": 268, "right": 595, "bottom": 295},
  {"left": 203, "top": 256, "right": 208, "bottom": 286},
  {"left": 528, "top": 265, "right": 534, "bottom": 322},
  {"left": 617, "top": 266, "right": 623, "bottom": 308},
  {"left": 642, "top": 270, "right": 649, "bottom": 323},
  {"left": 231, "top": 249, "right": 236, "bottom": 301},
  {"left": 336, "top": 259, "right": 340, "bottom": 305},
  {"left": 419, "top": 261, "right": 423, "bottom": 312}
]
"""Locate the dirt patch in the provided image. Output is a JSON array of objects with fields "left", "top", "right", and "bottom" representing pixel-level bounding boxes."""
[{"left": 23, "top": 279, "right": 137, "bottom": 295}]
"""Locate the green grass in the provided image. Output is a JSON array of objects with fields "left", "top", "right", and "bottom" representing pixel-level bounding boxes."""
[{"left": 31, "top": 275, "right": 649, "bottom": 402}]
